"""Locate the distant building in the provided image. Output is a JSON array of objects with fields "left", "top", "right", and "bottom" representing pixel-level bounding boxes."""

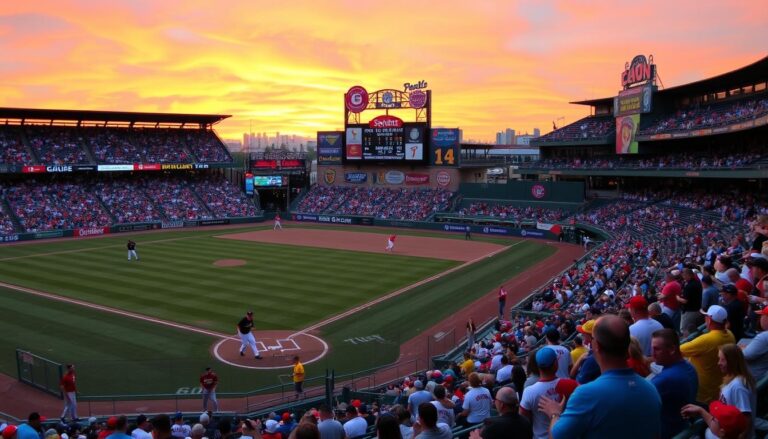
[
  {"left": 496, "top": 132, "right": 504, "bottom": 144},
  {"left": 505, "top": 128, "right": 515, "bottom": 145},
  {"left": 533, "top": 127, "right": 541, "bottom": 137}
]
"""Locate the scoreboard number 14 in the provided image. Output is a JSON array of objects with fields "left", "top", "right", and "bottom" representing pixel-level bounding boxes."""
[{"left": 433, "top": 147, "right": 455, "bottom": 165}]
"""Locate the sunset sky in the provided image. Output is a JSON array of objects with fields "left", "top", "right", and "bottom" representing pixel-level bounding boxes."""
[{"left": 1, "top": 1, "right": 766, "bottom": 143}]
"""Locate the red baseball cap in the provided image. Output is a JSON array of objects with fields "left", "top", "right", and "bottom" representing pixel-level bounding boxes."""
[
  {"left": 709, "top": 401, "right": 748, "bottom": 437},
  {"left": 758, "top": 307, "right": 768, "bottom": 316},
  {"left": 2, "top": 425, "right": 17, "bottom": 439},
  {"left": 625, "top": 296, "right": 648, "bottom": 310}
]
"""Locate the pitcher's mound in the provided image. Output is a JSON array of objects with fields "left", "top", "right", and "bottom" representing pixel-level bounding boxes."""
[{"left": 214, "top": 259, "right": 246, "bottom": 267}]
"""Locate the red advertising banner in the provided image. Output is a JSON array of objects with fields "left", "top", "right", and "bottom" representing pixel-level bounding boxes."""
[
  {"left": 134, "top": 163, "right": 161, "bottom": 171},
  {"left": 22, "top": 165, "right": 46, "bottom": 173},
  {"left": 405, "top": 173, "right": 430, "bottom": 185},
  {"left": 74, "top": 227, "right": 110, "bottom": 237}
]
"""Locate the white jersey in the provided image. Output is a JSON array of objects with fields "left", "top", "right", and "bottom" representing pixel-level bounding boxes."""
[
  {"left": 461, "top": 386, "right": 492, "bottom": 423},
  {"left": 521, "top": 378, "right": 565, "bottom": 439}
]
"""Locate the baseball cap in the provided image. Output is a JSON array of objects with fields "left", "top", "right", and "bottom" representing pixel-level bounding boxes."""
[
  {"left": 709, "top": 401, "right": 748, "bottom": 438},
  {"left": 757, "top": 307, "right": 768, "bottom": 316},
  {"left": 136, "top": 415, "right": 147, "bottom": 425},
  {"left": 264, "top": 420, "right": 279, "bottom": 434},
  {"left": 719, "top": 284, "right": 738, "bottom": 295},
  {"left": 1, "top": 425, "right": 16, "bottom": 439},
  {"left": 576, "top": 319, "right": 596, "bottom": 335},
  {"left": 626, "top": 296, "right": 648, "bottom": 310},
  {"left": 107, "top": 417, "right": 118, "bottom": 429},
  {"left": 747, "top": 257, "right": 768, "bottom": 271},
  {"left": 173, "top": 412, "right": 183, "bottom": 421},
  {"left": 413, "top": 380, "right": 424, "bottom": 389},
  {"left": 701, "top": 305, "right": 728, "bottom": 323},
  {"left": 198, "top": 413, "right": 209, "bottom": 424},
  {"left": 87, "top": 418, "right": 97, "bottom": 425},
  {"left": 281, "top": 412, "right": 291, "bottom": 422},
  {"left": 535, "top": 347, "right": 558, "bottom": 369}
]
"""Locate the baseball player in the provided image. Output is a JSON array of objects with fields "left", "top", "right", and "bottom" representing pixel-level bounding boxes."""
[
  {"left": 199, "top": 367, "right": 219, "bottom": 412},
  {"left": 127, "top": 240, "right": 139, "bottom": 261},
  {"left": 59, "top": 364, "right": 77, "bottom": 422},
  {"left": 385, "top": 234, "right": 396, "bottom": 252},
  {"left": 237, "top": 311, "right": 262, "bottom": 359},
  {"left": 274, "top": 213, "right": 282, "bottom": 231}
]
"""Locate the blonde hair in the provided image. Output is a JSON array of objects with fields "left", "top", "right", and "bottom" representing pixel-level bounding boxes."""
[{"left": 720, "top": 343, "right": 756, "bottom": 391}]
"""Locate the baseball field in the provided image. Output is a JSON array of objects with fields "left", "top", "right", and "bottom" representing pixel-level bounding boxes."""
[{"left": 0, "top": 224, "right": 560, "bottom": 398}]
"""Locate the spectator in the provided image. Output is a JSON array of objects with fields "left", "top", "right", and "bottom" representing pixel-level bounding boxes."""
[
  {"left": 627, "top": 296, "right": 663, "bottom": 357},
  {"left": 412, "top": 404, "right": 450, "bottom": 439},
  {"left": 458, "top": 373, "right": 492, "bottom": 428},
  {"left": 342, "top": 406, "right": 366, "bottom": 439},
  {"left": 648, "top": 302, "right": 674, "bottom": 330},
  {"left": 430, "top": 385, "right": 455, "bottom": 428},
  {"left": 131, "top": 416, "right": 151, "bottom": 439},
  {"left": 681, "top": 401, "right": 748, "bottom": 439},
  {"left": 658, "top": 272, "right": 682, "bottom": 331},
  {"left": 569, "top": 336, "right": 587, "bottom": 366},
  {"left": 520, "top": 348, "right": 577, "bottom": 439},
  {"left": 389, "top": 405, "right": 413, "bottom": 439},
  {"left": 538, "top": 315, "right": 661, "bottom": 439},
  {"left": 680, "top": 305, "right": 736, "bottom": 403},
  {"left": 650, "top": 329, "right": 698, "bottom": 439},
  {"left": 170, "top": 414, "right": 190, "bottom": 439},
  {"left": 700, "top": 275, "right": 720, "bottom": 315},
  {"left": 16, "top": 413, "right": 43, "bottom": 439},
  {"left": 682, "top": 343, "right": 757, "bottom": 438},
  {"left": 315, "top": 405, "right": 343, "bottom": 439},
  {"left": 626, "top": 337, "right": 650, "bottom": 377},
  {"left": 543, "top": 329, "right": 571, "bottom": 379},
  {"left": 407, "top": 380, "right": 433, "bottom": 423},
  {"left": 261, "top": 421, "right": 281, "bottom": 439},
  {"left": 374, "top": 414, "right": 402, "bottom": 439},
  {"left": 679, "top": 268, "right": 704, "bottom": 332},
  {"left": 106, "top": 417, "right": 130, "bottom": 439},
  {"left": 720, "top": 284, "right": 746, "bottom": 341},
  {"left": 743, "top": 307, "right": 768, "bottom": 378},
  {"left": 571, "top": 320, "right": 600, "bottom": 384},
  {"left": 469, "top": 386, "right": 531, "bottom": 439}
]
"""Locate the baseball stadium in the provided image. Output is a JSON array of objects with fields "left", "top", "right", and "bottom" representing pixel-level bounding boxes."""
[{"left": 0, "top": 53, "right": 767, "bottom": 439}]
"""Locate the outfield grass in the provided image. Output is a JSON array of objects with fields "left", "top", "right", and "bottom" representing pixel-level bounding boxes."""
[{"left": 0, "top": 226, "right": 555, "bottom": 395}]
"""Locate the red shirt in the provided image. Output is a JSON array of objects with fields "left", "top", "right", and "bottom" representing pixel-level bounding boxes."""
[
  {"left": 200, "top": 371, "right": 218, "bottom": 390},
  {"left": 498, "top": 288, "right": 507, "bottom": 303},
  {"left": 389, "top": 235, "right": 396, "bottom": 242},
  {"left": 661, "top": 282, "right": 682, "bottom": 310},
  {"left": 275, "top": 214, "right": 281, "bottom": 221},
  {"left": 60, "top": 371, "right": 76, "bottom": 392}
]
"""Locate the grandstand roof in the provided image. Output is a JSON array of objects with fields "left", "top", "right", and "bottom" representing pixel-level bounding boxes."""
[
  {"left": 571, "top": 55, "right": 768, "bottom": 107},
  {"left": 0, "top": 107, "right": 230, "bottom": 126}
]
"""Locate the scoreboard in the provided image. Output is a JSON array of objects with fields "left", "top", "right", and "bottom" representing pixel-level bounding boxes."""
[{"left": 345, "top": 119, "right": 427, "bottom": 162}]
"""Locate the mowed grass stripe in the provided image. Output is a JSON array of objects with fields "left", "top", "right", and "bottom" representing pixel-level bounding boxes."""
[{"left": 0, "top": 235, "right": 456, "bottom": 333}]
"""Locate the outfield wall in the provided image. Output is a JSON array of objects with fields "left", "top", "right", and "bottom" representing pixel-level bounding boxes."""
[
  {"left": 0, "top": 216, "right": 264, "bottom": 243},
  {"left": 459, "top": 181, "right": 585, "bottom": 203}
]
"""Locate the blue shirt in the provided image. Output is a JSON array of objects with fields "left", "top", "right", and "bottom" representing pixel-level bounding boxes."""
[
  {"left": 651, "top": 360, "right": 698, "bottom": 439},
  {"left": 16, "top": 424, "right": 41, "bottom": 439},
  {"left": 106, "top": 433, "right": 133, "bottom": 439},
  {"left": 552, "top": 368, "right": 661, "bottom": 439},
  {"left": 575, "top": 352, "right": 600, "bottom": 384}
]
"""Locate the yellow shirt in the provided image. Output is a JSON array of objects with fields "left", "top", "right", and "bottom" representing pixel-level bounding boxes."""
[
  {"left": 570, "top": 346, "right": 588, "bottom": 366},
  {"left": 680, "top": 329, "right": 735, "bottom": 403},
  {"left": 293, "top": 362, "right": 305, "bottom": 383},
  {"left": 460, "top": 359, "right": 474, "bottom": 376}
]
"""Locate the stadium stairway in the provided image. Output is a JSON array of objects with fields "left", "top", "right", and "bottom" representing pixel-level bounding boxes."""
[
  {"left": 17, "top": 130, "right": 40, "bottom": 164},
  {"left": 94, "top": 194, "right": 119, "bottom": 224},
  {"left": 79, "top": 135, "right": 98, "bottom": 164},
  {"left": 187, "top": 183, "right": 216, "bottom": 218},
  {"left": 1, "top": 199, "right": 23, "bottom": 233}
]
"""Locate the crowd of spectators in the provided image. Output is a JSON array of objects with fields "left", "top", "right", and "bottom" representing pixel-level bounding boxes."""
[
  {"left": 536, "top": 116, "right": 614, "bottom": 143},
  {"left": 297, "top": 186, "right": 453, "bottom": 221},
  {"left": 0, "top": 128, "right": 32, "bottom": 164},
  {"left": 0, "top": 175, "right": 259, "bottom": 234},
  {"left": 132, "top": 130, "right": 193, "bottom": 164},
  {"left": 457, "top": 203, "right": 568, "bottom": 222},
  {"left": 26, "top": 126, "right": 90, "bottom": 165},
  {"left": 183, "top": 131, "right": 232, "bottom": 163},
  {"left": 641, "top": 97, "right": 768, "bottom": 135},
  {"left": 520, "top": 150, "right": 764, "bottom": 170},
  {"left": 3, "top": 180, "right": 113, "bottom": 232},
  {"left": 188, "top": 175, "right": 259, "bottom": 218}
]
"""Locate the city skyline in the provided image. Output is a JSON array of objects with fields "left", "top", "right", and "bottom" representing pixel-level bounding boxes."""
[{"left": 1, "top": 1, "right": 766, "bottom": 143}]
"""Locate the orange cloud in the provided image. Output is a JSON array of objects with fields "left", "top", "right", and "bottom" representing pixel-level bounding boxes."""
[{"left": 0, "top": 0, "right": 766, "bottom": 142}]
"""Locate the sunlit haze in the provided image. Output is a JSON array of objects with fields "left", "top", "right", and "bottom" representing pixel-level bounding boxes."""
[{"left": 1, "top": 1, "right": 766, "bottom": 143}]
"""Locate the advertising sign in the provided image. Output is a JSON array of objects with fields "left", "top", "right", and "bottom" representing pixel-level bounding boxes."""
[
  {"left": 430, "top": 128, "right": 460, "bottom": 167},
  {"left": 614, "top": 84, "right": 653, "bottom": 117},
  {"left": 344, "top": 172, "right": 367, "bottom": 183},
  {"left": 405, "top": 173, "right": 429, "bottom": 185},
  {"left": 616, "top": 114, "right": 640, "bottom": 154},
  {"left": 317, "top": 131, "right": 343, "bottom": 165},
  {"left": 345, "top": 85, "right": 369, "bottom": 113},
  {"left": 345, "top": 122, "right": 426, "bottom": 161},
  {"left": 252, "top": 176, "right": 283, "bottom": 186},
  {"left": 621, "top": 54, "right": 656, "bottom": 89},
  {"left": 244, "top": 173, "right": 254, "bottom": 195},
  {"left": 345, "top": 127, "right": 363, "bottom": 160}
]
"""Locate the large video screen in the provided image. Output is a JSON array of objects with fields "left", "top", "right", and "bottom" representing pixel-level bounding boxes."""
[
  {"left": 253, "top": 175, "right": 283, "bottom": 186},
  {"left": 345, "top": 122, "right": 427, "bottom": 162}
]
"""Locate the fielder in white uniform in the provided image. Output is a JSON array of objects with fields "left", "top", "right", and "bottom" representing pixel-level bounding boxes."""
[{"left": 237, "top": 311, "right": 262, "bottom": 359}]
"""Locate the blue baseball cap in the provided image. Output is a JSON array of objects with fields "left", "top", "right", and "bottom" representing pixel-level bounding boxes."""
[{"left": 536, "top": 347, "right": 558, "bottom": 369}]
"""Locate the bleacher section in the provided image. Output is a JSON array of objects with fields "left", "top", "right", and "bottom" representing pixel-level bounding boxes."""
[{"left": 535, "top": 115, "right": 614, "bottom": 143}]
